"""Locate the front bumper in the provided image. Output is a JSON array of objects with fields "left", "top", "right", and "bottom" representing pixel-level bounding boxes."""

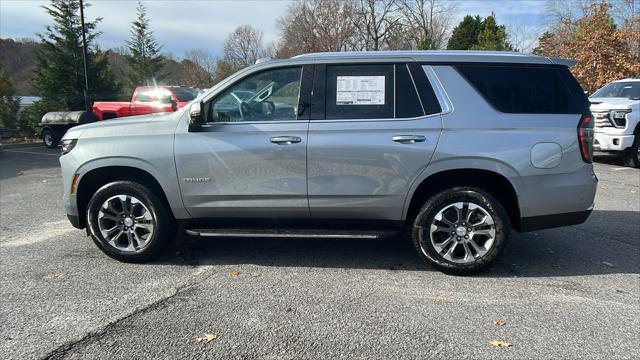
[{"left": 594, "top": 132, "right": 635, "bottom": 152}]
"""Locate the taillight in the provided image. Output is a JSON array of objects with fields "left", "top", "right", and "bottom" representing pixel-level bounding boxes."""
[{"left": 578, "top": 115, "right": 594, "bottom": 163}]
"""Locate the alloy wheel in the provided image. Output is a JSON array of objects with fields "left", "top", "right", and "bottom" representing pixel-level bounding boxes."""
[
  {"left": 97, "top": 195, "right": 155, "bottom": 253},
  {"left": 425, "top": 202, "right": 496, "bottom": 264}
]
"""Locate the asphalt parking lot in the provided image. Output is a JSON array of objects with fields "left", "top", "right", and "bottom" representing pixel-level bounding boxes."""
[{"left": 1, "top": 145, "right": 638, "bottom": 360}]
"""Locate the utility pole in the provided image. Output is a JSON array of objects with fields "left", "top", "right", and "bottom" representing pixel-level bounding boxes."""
[{"left": 79, "top": 0, "right": 90, "bottom": 112}]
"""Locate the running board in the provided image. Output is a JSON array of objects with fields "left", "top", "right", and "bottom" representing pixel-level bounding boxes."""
[{"left": 184, "top": 228, "right": 388, "bottom": 239}]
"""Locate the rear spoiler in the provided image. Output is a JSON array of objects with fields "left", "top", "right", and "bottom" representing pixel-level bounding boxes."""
[{"left": 548, "top": 57, "right": 577, "bottom": 67}]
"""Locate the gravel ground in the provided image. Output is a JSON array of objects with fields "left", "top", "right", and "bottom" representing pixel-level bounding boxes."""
[{"left": 1, "top": 146, "right": 638, "bottom": 360}]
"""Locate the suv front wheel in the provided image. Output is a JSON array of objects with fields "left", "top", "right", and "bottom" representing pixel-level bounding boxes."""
[
  {"left": 86, "top": 181, "right": 174, "bottom": 262},
  {"left": 412, "top": 187, "right": 509, "bottom": 275},
  {"left": 621, "top": 135, "right": 640, "bottom": 168}
]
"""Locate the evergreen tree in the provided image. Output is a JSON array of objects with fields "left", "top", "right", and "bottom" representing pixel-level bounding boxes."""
[
  {"left": 472, "top": 13, "right": 512, "bottom": 51},
  {"left": 125, "top": 1, "right": 163, "bottom": 91},
  {"left": 0, "top": 68, "right": 20, "bottom": 129},
  {"left": 33, "top": 0, "right": 120, "bottom": 112},
  {"left": 446, "top": 15, "right": 482, "bottom": 50}
]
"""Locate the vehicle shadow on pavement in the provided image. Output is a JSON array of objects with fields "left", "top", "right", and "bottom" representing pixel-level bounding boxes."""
[
  {"left": 593, "top": 153, "right": 627, "bottom": 166},
  {"left": 155, "top": 210, "right": 639, "bottom": 278}
]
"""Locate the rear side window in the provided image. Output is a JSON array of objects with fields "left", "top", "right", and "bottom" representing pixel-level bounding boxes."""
[
  {"left": 455, "top": 65, "right": 582, "bottom": 114},
  {"left": 326, "top": 64, "right": 394, "bottom": 120}
]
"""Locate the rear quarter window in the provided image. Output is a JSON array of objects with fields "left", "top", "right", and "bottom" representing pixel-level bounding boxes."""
[{"left": 455, "top": 65, "right": 583, "bottom": 114}]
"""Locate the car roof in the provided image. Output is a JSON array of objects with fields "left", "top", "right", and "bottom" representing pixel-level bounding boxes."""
[{"left": 290, "top": 50, "right": 568, "bottom": 65}]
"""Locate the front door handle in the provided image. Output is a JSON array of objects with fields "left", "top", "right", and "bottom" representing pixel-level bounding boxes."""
[
  {"left": 392, "top": 135, "right": 426, "bottom": 144},
  {"left": 270, "top": 136, "right": 302, "bottom": 145}
]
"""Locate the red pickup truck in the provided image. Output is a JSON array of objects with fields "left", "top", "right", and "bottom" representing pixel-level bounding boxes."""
[{"left": 92, "top": 86, "right": 200, "bottom": 120}]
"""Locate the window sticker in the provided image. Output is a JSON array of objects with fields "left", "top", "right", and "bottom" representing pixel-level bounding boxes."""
[{"left": 336, "top": 76, "right": 385, "bottom": 105}]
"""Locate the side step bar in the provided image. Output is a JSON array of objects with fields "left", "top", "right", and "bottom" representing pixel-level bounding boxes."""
[{"left": 184, "top": 228, "right": 389, "bottom": 239}]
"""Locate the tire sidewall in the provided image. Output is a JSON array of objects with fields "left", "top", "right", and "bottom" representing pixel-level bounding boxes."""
[
  {"left": 622, "top": 135, "right": 640, "bottom": 168},
  {"left": 412, "top": 187, "right": 509, "bottom": 275},
  {"left": 86, "top": 181, "right": 172, "bottom": 262},
  {"left": 43, "top": 130, "right": 56, "bottom": 148}
]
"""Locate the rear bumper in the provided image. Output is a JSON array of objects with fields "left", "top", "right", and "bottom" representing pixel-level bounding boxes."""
[
  {"left": 594, "top": 132, "right": 634, "bottom": 152},
  {"left": 519, "top": 208, "right": 593, "bottom": 232}
]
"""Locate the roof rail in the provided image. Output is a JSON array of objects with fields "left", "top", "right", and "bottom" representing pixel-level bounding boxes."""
[
  {"left": 548, "top": 57, "right": 577, "bottom": 67},
  {"left": 255, "top": 57, "right": 272, "bottom": 64}
]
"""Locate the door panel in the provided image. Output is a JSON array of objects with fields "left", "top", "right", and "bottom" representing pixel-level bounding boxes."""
[
  {"left": 175, "top": 122, "right": 309, "bottom": 218},
  {"left": 174, "top": 65, "right": 312, "bottom": 219},
  {"left": 307, "top": 118, "right": 441, "bottom": 220},
  {"left": 307, "top": 63, "right": 442, "bottom": 221}
]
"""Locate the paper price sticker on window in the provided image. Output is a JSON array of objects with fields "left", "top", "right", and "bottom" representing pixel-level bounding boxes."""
[{"left": 336, "top": 76, "right": 385, "bottom": 105}]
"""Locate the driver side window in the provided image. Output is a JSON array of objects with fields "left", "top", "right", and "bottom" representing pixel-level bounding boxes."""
[{"left": 208, "top": 67, "right": 302, "bottom": 123}]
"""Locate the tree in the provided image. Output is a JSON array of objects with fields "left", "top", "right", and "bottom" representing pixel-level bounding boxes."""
[
  {"left": 472, "top": 13, "right": 512, "bottom": 51},
  {"left": 277, "top": 0, "right": 356, "bottom": 58},
  {"left": 446, "top": 15, "right": 483, "bottom": 50},
  {"left": 125, "top": 0, "right": 163, "bottom": 91},
  {"left": 215, "top": 25, "right": 268, "bottom": 81},
  {"left": 399, "top": 0, "right": 456, "bottom": 50},
  {"left": 32, "top": 0, "right": 119, "bottom": 112},
  {"left": 536, "top": 2, "right": 639, "bottom": 93},
  {"left": 183, "top": 49, "right": 216, "bottom": 88},
  {"left": 0, "top": 68, "right": 20, "bottom": 129},
  {"left": 350, "top": 0, "right": 402, "bottom": 51}
]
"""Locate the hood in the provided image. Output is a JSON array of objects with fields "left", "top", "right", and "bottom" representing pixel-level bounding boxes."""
[
  {"left": 589, "top": 97, "right": 638, "bottom": 110},
  {"left": 63, "top": 112, "right": 178, "bottom": 140}
]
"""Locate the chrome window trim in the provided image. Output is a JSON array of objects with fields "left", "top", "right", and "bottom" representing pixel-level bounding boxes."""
[{"left": 422, "top": 65, "right": 453, "bottom": 115}]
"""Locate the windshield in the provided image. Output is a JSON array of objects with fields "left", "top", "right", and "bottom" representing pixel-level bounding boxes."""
[
  {"left": 171, "top": 87, "right": 199, "bottom": 102},
  {"left": 591, "top": 81, "right": 640, "bottom": 99}
]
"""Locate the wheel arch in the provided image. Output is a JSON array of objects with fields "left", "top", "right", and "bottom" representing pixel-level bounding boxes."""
[
  {"left": 75, "top": 165, "right": 176, "bottom": 229},
  {"left": 404, "top": 166, "right": 522, "bottom": 231}
]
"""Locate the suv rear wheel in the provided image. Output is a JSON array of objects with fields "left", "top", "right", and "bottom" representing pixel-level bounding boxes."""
[
  {"left": 86, "top": 181, "right": 174, "bottom": 262},
  {"left": 411, "top": 187, "right": 509, "bottom": 275}
]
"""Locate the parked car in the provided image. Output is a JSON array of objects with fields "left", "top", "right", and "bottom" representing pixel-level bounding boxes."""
[
  {"left": 59, "top": 51, "right": 597, "bottom": 274},
  {"left": 589, "top": 79, "right": 640, "bottom": 167},
  {"left": 92, "top": 86, "right": 199, "bottom": 120}
]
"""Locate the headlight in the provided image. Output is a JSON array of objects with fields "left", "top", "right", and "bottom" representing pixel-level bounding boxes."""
[
  {"left": 60, "top": 139, "right": 77, "bottom": 155},
  {"left": 609, "top": 109, "right": 631, "bottom": 128}
]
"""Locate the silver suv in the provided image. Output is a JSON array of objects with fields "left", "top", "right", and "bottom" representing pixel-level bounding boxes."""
[{"left": 59, "top": 51, "right": 598, "bottom": 274}]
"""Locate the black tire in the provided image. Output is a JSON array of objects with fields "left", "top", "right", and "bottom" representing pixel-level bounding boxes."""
[
  {"left": 42, "top": 129, "right": 58, "bottom": 149},
  {"left": 621, "top": 135, "right": 640, "bottom": 168},
  {"left": 86, "top": 181, "right": 175, "bottom": 262},
  {"left": 411, "top": 187, "right": 510, "bottom": 275}
]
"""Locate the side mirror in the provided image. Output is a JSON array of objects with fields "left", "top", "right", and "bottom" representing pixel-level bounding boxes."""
[
  {"left": 189, "top": 101, "right": 205, "bottom": 125},
  {"left": 170, "top": 99, "right": 178, "bottom": 111}
]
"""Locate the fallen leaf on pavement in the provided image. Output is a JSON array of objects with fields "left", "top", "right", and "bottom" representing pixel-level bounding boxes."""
[
  {"left": 490, "top": 340, "right": 512, "bottom": 348},
  {"left": 195, "top": 333, "right": 217, "bottom": 343},
  {"left": 45, "top": 272, "right": 65, "bottom": 280},
  {"left": 494, "top": 320, "right": 506, "bottom": 326},
  {"left": 435, "top": 297, "right": 454, "bottom": 304},
  {"left": 602, "top": 261, "right": 616, "bottom": 268},
  {"left": 228, "top": 271, "right": 240, "bottom": 277}
]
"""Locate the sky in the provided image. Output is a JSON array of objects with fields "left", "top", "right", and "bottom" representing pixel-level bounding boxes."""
[{"left": 0, "top": 0, "right": 549, "bottom": 58}]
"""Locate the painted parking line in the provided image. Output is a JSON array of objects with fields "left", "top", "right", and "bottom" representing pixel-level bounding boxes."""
[{"left": 2, "top": 149, "right": 60, "bottom": 157}]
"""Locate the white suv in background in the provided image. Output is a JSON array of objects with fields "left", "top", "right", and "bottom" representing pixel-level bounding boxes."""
[{"left": 590, "top": 79, "right": 640, "bottom": 167}]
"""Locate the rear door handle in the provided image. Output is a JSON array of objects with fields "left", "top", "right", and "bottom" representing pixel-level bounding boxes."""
[
  {"left": 392, "top": 135, "right": 426, "bottom": 144},
  {"left": 270, "top": 136, "right": 302, "bottom": 145}
]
